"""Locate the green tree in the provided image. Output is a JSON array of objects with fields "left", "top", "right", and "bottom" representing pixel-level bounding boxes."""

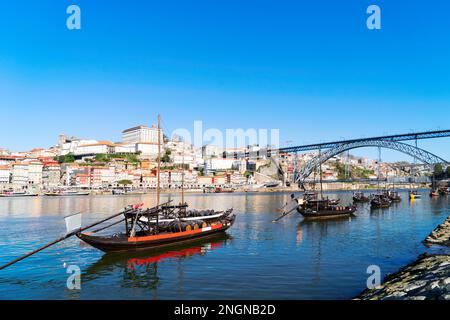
[
  {"left": 95, "top": 153, "right": 110, "bottom": 163},
  {"left": 446, "top": 166, "right": 450, "bottom": 177},
  {"left": 118, "top": 179, "right": 133, "bottom": 186},
  {"left": 161, "top": 150, "right": 172, "bottom": 163},
  {"left": 434, "top": 164, "right": 443, "bottom": 176},
  {"left": 56, "top": 153, "right": 75, "bottom": 164}
]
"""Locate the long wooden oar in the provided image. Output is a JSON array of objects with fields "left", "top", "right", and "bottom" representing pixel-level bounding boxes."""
[
  {"left": 0, "top": 204, "right": 143, "bottom": 271},
  {"left": 272, "top": 198, "right": 301, "bottom": 223},
  {"left": 272, "top": 207, "right": 298, "bottom": 223}
]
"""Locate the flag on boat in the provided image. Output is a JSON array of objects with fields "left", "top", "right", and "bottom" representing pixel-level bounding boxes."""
[{"left": 65, "top": 212, "right": 82, "bottom": 233}]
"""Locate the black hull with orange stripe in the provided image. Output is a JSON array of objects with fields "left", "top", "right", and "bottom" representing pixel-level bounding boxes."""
[
  {"left": 77, "top": 216, "right": 236, "bottom": 253},
  {"left": 297, "top": 206, "right": 356, "bottom": 220}
]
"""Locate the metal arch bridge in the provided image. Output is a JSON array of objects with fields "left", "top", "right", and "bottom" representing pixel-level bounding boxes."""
[
  {"left": 272, "top": 129, "right": 450, "bottom": 184},
  {"left": 278, "top": 129, "right": 450, "bottom": 154},
  {"left": 293, "top": 140, "right": 448, "bottom": 183}
]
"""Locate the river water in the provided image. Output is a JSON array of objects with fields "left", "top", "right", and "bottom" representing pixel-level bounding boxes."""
[{"left": 0, "top": 190, "right": 449, "bottom": 300}]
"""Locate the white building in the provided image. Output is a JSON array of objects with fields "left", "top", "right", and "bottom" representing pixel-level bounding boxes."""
[
  {"left": 136, "top": 142, "right": 160, "bottom": 157},
  {"left": 42, "top": 164, "right": 61, "bottom": 189},
  {"left": 60, "top": 138, "right": 99, "bottom": 156},
  {"left": 114, "top": 144, "right": 136, "bottom": 154},
  {"left": 122, "top": 125, "right": 163, "bottom": 145},
  {"left": 202, "top": 145, "right": 224, "bottom": 158},
  {"left": 205, "top": 158, "right": 238, "bottom": 171},
  {"left": 0, "top": 166, "right": 11, "bottom": 190},
  {"left": 160, "top": 170, "right": 198, "bottom": 189},
  {"left": 74, "top": 142, "right": 115, "bottom": 156},
  {"left": 28, "top": 161, "right": 43, "bottom": 187},
  {"left": 12, "top": 163, "right": 29, "bottom": 190}
]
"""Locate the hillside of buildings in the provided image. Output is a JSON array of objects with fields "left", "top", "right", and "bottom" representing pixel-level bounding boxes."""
[{"left": 1, "top": 125, "right": 447, "bottom": 193}]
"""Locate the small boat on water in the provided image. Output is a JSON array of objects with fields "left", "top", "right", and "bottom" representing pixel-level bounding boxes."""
[
  {"left": 303, "top": 192, "right": 340, "bottom": 208},
  {"left": 44, "top": 190, "right": 90, "bottom": 197},
  {"left": 409, "top": 191, "right": 422, "bottom": 200},
  {"left": 430, "top": 190, "right": 439, "bottom": 197},
  {"left": 0, "top": 191, "right": 38, "bottom": 198},
  {"left": 370, "top": 194, "right": 392, "bottom": 209},
  {"left": 297, "top": 202, "right": 356, "bottom": 220},
  {"left": 112, "top": 189, "right": 126, "bottom": 195},
  {"left": 353, "top": 192, "right": 370, "bottom": 203},
  {"left": 387, "top": 191, "right": 402, "bottom": 202},
  {"left": 290, "top": 191, "right": 355, "bottom": 220},
  {"left": 214, "top": 187, "right": 234, "bottom": 193}
]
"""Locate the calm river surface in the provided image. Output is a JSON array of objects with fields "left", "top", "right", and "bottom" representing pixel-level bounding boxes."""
[{"left": 0, "top": 191, "right": 449, "bottom": 300}]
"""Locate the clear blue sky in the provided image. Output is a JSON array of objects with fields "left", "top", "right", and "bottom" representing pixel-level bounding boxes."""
[{"left": 1, "top": 0, "right": 450, "bottom": 162}]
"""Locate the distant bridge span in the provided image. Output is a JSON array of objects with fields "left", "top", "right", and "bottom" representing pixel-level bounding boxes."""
[
  {"left": 294, "top": 140, "right": 449, "bottom": 183},
  {"left": 279, "top": 129, "right": 450, "bottom": 154}
]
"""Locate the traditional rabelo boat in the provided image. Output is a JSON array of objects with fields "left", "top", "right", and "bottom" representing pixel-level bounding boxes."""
[
  {"left": 77, "top": 203, "right": 235, "bottom": 253},
  {"left": 353, "top": 192, "right": 370, "bottom": 203},
  {"left": 370, "top": 151, "right": 394, "bottom": 209},
  {"left": 370, "top": 194, "right": 392, "bottom": 209},
  {"left": 386, "top": 190, "right": 402, "bottom": 202},
  {"left": 297, "top": 200, "right": 356, "bottom": 220},
  {"left": 274, "top": 150, "right": 356, "bottom": 222},
  {"left": 303, "top": 194, "right": 340, "bottom": 208}
]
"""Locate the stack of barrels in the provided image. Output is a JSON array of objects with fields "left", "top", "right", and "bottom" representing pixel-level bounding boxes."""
[{"left": 168, "top": 220, "right": 209, "bottom": 232}]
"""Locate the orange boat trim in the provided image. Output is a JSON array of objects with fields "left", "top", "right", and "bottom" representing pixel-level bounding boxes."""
[{"left": 128, "top": 224, "right": 224, "bottom": 243}]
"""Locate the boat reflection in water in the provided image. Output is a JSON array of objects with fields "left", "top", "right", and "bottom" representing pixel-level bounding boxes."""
[
  {"left": 82, "top": 234, "right": 232, "bottom": 291},
  {"left": 127, "top": 237, "right": 227, "bottom": 270}
]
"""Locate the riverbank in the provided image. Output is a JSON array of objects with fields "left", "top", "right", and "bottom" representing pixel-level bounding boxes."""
[
  {"left": 357, "top": 216, "right": 450, "bottom": 300},
  {"left": 3, "top": 183, "right": 429, "bottom": 198},
  {"left": 425, "top": 216, "right": 450, "bottom": 247},
  {"left": 357, "top": 254, "right": 450, "bottom": 300}
]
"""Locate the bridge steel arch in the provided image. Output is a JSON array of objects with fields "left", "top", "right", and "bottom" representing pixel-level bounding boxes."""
[{"left": 295, "top": 140, "right": 448, "bottom": 183}]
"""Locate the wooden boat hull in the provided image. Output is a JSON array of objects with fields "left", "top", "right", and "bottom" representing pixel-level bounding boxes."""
[
  {"left": 45, "top": 192, "right": 90, "bottom": 197},
  {"left": 77, "top": 217, "right": 235, "bottom": 253},
  {"left": 297, "top": 207, "right": 356, "bottom": 220},
  {"left": 371, "top": 203, "right": 391, "bottom": 209},
  {"left": 353, "top": 197, "right": 370, "bottom": 203},
  {"left": 0, "top": 194, "right": 38, "bottom": 198}
]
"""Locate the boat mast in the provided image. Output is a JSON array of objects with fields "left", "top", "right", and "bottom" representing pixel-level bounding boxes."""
[
  {"left": 181, "top": 142, "right": 185, "bottom": 207},
  {"left": 377, "top": 147, "right": 381, "bottom": 194},
  {"left": 319, "top": 147, "right": 323, "bottom": 201},
  {"left": 156, "top": 114, "right": 161, "bottom": 230}
]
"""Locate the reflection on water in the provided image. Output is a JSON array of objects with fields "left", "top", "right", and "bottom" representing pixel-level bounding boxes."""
[
  {"left": 0, "top": 191, "right": 449, "bottom": 300},
  {"left": 83, "top": 234, "right": 231, "bottom": 292}
]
